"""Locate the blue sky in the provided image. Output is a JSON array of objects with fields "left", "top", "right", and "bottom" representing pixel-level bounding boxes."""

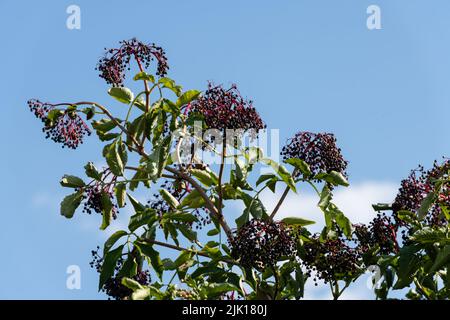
[{"left": 0, "top": 0, "right": 449, "bottom": 299}]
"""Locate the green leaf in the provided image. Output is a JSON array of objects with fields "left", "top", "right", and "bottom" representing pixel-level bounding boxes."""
[
  {"left": 105, "top": 141, "right": 124, "bottom": 176},
  {"left": 411, "top": 227, "right": 449, "bottom": 244},
  {"left": 159, "top": 189, "right": 180, "bottom": 209},
  {"left": 103, "top": 230, "right": 128, "bottom": 256},
  {"left": 114, "top": 183, "right": 126, "bottom": 208},
  {"left": 372, "top": 203, "right": 393, "bottom": 211},
  {"left": 167, "top": 213, "right": 198, "bottom": 223},
  {"left": 256, "top": 173, "right": 277, "bottom": 186},
  {"left": 135, "top": 241, "right": 164, "bottom": 279},
  {"left": 92, "top": 118, "right": 117, "bottom": 132},
  {"left": 121, "top": 277, "right": 144, "bottom": 291},
  {"left": 285, "top": 158, "right": 312, "bottom": 177},
  {"left": 235, "top": 210, "right": 250, "bottom": 229},
  {"left": 261, "top": 158, "right": 296, "bottom": 193},
  {"left": 201, "top": 283, "right": 237, "bottom": 298},
  {"left": 241, "top": 193, "right": 268, "bottom": 220},
  {"left": 127, "top": 194, "right": 146, "bottom": 212},
  {"left": 318, "top": 184, "right": 332, "bottom": 210},
  {"left": 117, "top": 256, "right": 138, "bottom": 278},
  {"left": 100, "top": 191, "right": 113, "bottom": 230},
  {"left": 207, "top": 228, "right": 220, "bottom": 236},
  {"left": 133, "top": 71, "right": 155, "bottom": 83},
  {"left": 180, "top": 189, "right": 206, "bottom": 209},
  {"left": 331, "top": 204, "right": 353, "bottom": 238},
  {"left": 418, "top": 192, "right": 437, "bottom": 220},
  {"left": 108, "top": 87, "right": 134, "bottom": 104},
  {"left": 159, "top": 77, "right": 182, "bottom": 96},
  {"left": 176, "top": 90, "right": 201, "bottom": 108},
  {"left": 60, "top": 191, "right": 83, "bottom": 218},
  {"left": 177, "top": 223, "right": 197, "bottom": 242},
  {"left": 429, "top": 245, "right": 450, "bottom": 273},
  {"left": 60, "top": 175, "right": 85, "bottom": 188},
  {"left": 84, "top": 162, "right": 102, "bottom": 180},
  {"left": 322, "top": 171, "right": 349, "bottom": 187},
  {"left": 99, "top": 245, "right": 124, "bottom": 290},
  {"left": 128, "top": 208, "right": 157, "bottom": 232},
  {"left": 281, "top": 217, "right": 315, "bottom": 226},
  {"left": 394, "top": 246, "right": 420, "bottom": 289},
  {"left": 190, "top": 168, "right": 214, "bottom": 187}
]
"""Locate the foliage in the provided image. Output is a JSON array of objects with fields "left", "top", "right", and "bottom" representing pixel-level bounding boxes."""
[{"left": 28, "top": 38, "right": 449, "bottom": 300}]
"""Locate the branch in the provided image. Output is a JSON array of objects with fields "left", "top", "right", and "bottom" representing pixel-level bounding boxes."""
[
  {"left": 165, "top": 166, "right": 234, "bottom": 241},
  {"left": 143, "top": 239, "right": 235, "bottom": 264},
  {"left": 269, "top": 185, "right": 290, "bottom": 221}
]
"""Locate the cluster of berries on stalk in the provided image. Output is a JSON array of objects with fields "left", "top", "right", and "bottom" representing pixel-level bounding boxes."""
[
  {"left": 353, "top": 213, "right": 399, "bottom": 255},
  {"left": 80, "top": 184, "right": 118, "bottom": 219},
  {"left": 281, "top": 131, "right": 348, "bottom": 179},
  {"left": 27, "top": 99, "right": 91, "bottom": 149},
  {"left": 189, "top": 83, "right": 266, "bottom": 139},
  {"left": 301, "top": 234, "right": 362, "bottom": 285},
  {"left": 230, "top": 219, "right": 296, "bottom": 270},
  {"left": 90, "top": 247, "right": 150, "bottom": 300},
  {"left": 96, "top": 38, "right": 168, "bottom": 86},
  {"left": 392, "top": 159, "right": 449, "bottom": 228}
]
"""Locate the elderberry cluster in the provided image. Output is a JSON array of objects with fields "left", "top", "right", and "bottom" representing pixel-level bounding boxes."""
[
  {"left": 28, "top": 99, "right": 91, "bottom": 149},
  {"left": 90, "top": 247, "right": 150, "bottom": 300},
  {"left": 189, "top": 83, "right": 266, "bottom": 137},
  {"left": 281, "top": 131, "right": 348, "bottom": 179},
  {"left": 353, "top": 213, "right": 398, "bottom": 255},
  {"left": 301, "top": 235, "right": 362, "bottom": 285},
  {"left": 96, "top": 38, "right": 169, "bottom": 86},
  {"left": 81, "top": 184, "right": 118, "bottom": 219},
  {"left": 392, "top": 159, "right": 449, "bottom": 228},
  {"left": 230, "top": 219, "right": 296, "bottom": 270}
]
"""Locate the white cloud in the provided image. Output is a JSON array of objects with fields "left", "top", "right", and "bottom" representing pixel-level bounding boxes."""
[{"left": 260, "top": 181, "right": 398, "bottom": 232}]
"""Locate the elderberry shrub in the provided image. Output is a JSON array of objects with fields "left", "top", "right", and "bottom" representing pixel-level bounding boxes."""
[
  {"left": 96, "top": 38, "right": 169, "bottom": 86},
  {"left": 301, "top": 235, "right": 363, "bottom": 285},
  {"left": 281, "top": 131, "right": 348, "bottom": 179},
  {"left": 27, "top": 99, "right": 91, "bottom": 149},
  {"left": 189, "top": 83, "right": 266, "bottom": 140},
  {"left": 91, "top": 247, "right": 150, "bottom": 300},
  {"left": 230, "top": 219, "right": 296, "bottom": 270},
  {"left": 392, "top": 159, "right": 450, "bottom": 228}
]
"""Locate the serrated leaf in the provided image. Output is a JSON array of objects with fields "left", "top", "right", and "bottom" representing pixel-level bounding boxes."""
[
  {"left": 103, "top": 230, "right": 128, "bottom": 256},
  {"left": 135, "top": 241, "right": 164, "bottom": 280},
  {"left": 60, "top": 175, "right": 85, "bottom": 188},
  {"left": 133, "top": 71, "right": 155, "bottom": 83},
  {"left": 114, "top": 183, "right": 126, "bottom": 208},
  {"left": 108, "top": 87, "right": 134, "bottom": 104},
  {"left": 60, "top": 191, "right": 83, "bottom": 218},
  {"left": 176, "top": 90, "right": 201, "bottom": 108},
  {"left": 84, "top": 162, "right": 102, "bottom": 180},
  {"left": 190, "top": 168, "right": 214, "bottom": 186},
  {"left": 128, "top": 208, "right": 157, "bottom": 232},
  {"left": 285, "top": 158, "right": 312, "bottom": 177},
  {"left": 99, "top": 245, "right": 124, "bottom": 290},
  {"left": 281, "top": 217, "right": 316, "bottom": 226},
  {"left": 160, "top": 189, "right": 180, "bottom": 209}
]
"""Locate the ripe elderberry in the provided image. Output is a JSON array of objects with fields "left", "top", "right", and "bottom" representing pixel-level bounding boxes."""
[
  {"left": 281, "top": 131, "right": 348, "bottom": 179},
  {"left": 28, "top": 99, "right": 91, "bottom": 149},
  {"left": 96, "top": 38, "right": 169, "bottom": 86},
  {"left": 230, "top": 219, "right": 296, "bottom": 270},
  {"left": 392, "top": 159, "right": 449, "bottom": 228},
  {"left": 90, "top": 247, "right": 150, "bottom": 300},
  {"left": 302, "top": 235, "right": 362, "bottom": 285},
  {"left": 81, "top": 184, "right": 118, "bottom": 219},
  {"left": 353, "top": 213, "right": 399, "bottom": 255},
  {"left": 189, "top": 83, "right": 266, "bottom": 138}
]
